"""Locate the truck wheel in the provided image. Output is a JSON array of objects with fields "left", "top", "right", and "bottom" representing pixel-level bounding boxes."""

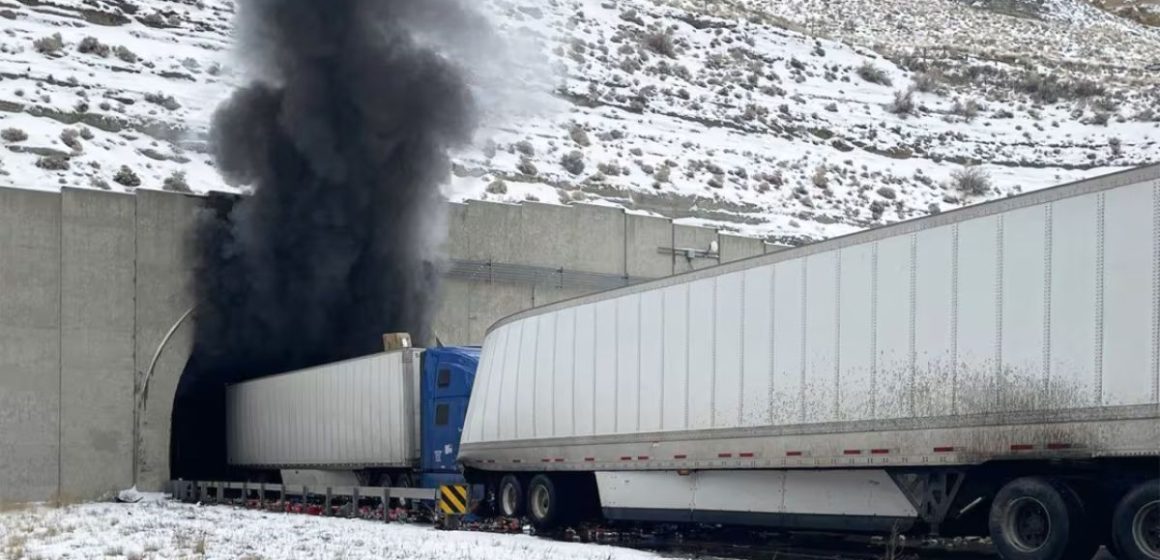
[
  {"left": 393, "top": 473, "right": 413, "bottom": 508},
  {"left": 989, "top": 477, "right": 1094, "bottom": 560},
  {"left": 498, "top": 475, "right": 524, "bottom": 518},
  {"left": 527, "top": 475, "right": 561, "bottom": 530},
  {"left": 1111, "top": 480, "right": 1160, "bottom": 560}
]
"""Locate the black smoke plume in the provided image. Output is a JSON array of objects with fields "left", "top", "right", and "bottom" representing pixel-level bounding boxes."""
[{"left": 172, "top": 0, "right": 478, "bottom": 479}]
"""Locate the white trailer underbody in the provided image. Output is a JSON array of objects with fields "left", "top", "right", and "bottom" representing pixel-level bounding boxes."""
[{"left": 596, "top": 470, "right": 918, "bottom": 531}]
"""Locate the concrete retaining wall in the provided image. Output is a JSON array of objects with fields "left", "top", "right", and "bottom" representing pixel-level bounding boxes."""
[
  {"left": 0, "top": 189, "right": 61, "bottom": 504},
  {"left": 0, "top": 188, "right": 772, "bottom": 503},
  {"left": 59, "top": 189, "right": 136, "bottom": 502}
]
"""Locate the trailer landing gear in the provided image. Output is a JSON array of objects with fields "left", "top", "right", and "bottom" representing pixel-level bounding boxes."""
[{"left": 890, "top": 470, "right": 966, "bottom": 535}]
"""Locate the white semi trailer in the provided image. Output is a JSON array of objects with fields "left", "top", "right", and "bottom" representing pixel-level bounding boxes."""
[
  {"left": 459, "top": 164, "right": 1160, "bottom": 560},
  {"left": 226, "top": 349, "right": 423, "bottom": 485},
  {"left": 225, "top": 346, "right": 482, "bottom": 490}
]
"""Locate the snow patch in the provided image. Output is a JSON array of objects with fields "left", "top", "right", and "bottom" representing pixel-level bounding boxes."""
[{"left": 1, "top": 502, "right": 665, "bottom": 560}]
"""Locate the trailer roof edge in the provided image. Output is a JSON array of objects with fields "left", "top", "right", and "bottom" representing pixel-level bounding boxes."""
[{"left": 485, "top": 163, "right": 1160, "bottom": 336}]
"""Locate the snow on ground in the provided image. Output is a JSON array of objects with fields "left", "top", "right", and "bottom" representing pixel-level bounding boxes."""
[
  {"left": 0, "top": 501, "right": 663, "bottom": 560},
  {"left": 0, "top": 0, "right": 1156, "bottom": 243},
  {"left": 0, "top": 0, "right": 234, "bottom": 193}
]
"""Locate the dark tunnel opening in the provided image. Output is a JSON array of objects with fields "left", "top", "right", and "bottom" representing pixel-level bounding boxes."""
[
  {"left": 170, "top": 192, "right": 241, "bottom": 482},
  {"left": 165, "top": 192, "right": 330, "bottom": 481},
  {"left": 170, "top": 347, "right": 230, "bottom": 482},
  {"left": 167, "top": 191, "right": 341, "bottom": 482}
]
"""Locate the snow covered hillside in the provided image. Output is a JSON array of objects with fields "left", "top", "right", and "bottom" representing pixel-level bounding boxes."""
[
  {"left": 0, "top": 0, "right": 231, "bottom": 195},
  {"left": 0, "top": 0, "right": 1156, "bottom": 243},
  {"left": 0, "top": 501, "right": 663, "bottom": 559},
  {"left": 1087, "top": 0, "right": 1160, "bottom": 26}
]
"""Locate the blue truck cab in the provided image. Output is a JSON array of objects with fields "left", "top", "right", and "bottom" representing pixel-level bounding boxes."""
[{"left": 418, "top": 346, "right": 480, "bottom": 491}]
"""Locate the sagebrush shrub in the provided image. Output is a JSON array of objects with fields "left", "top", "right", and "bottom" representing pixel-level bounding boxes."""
[
  {"left": 951, "top": 165, "right": 990, "bottom": 195},
  {"left": 857, "top": 62, "right": 891, "bottom": 86},
  {"left": 643, "top": 31, "right": 676, "bottom": 58}
]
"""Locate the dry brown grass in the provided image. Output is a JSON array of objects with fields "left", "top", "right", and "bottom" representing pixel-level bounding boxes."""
[
  {"left": 2, "top": 506, "right": 79, "bottom": 560},
  {"left": 0, "top": 503, "right": 30, "bottom": 513},
  {"left": 4, "top": 533, "right": 28, "bottom": 558},
  {"left": 174, "top": 528, "right": 209, "bottom": 555}
]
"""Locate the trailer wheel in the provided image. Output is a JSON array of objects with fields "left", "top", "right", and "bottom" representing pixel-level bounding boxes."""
[
  {"left": 1111, "top": 480, "right": 1160, "bottom": 560},
  {"left": 527, "top": 475, "right": 561, "bottom": 530},
  {"left": 393, "top": 473, "right": 413, "bottom": 508},
  {"left": 989, "top": 477, "right": 1094, "bottom": 560},
  {"left": 498, "top": 475, "right": 524, "bottom": 518},
  {"left": 376, "top": 473, "right": 393, "bottom": 488}
]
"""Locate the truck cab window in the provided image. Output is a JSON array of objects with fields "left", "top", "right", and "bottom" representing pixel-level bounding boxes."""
[
  {"left": 437, "top": 368, "right": 451, "bottom": 388},
  {"left": 435, "top": 403, "right": 450, "bottom": 426}
]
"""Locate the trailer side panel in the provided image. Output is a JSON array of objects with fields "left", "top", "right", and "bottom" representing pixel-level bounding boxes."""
[
  {"left": 227, "top": 350, "right": 421, "bottom": 468},
  {"left": 461, "top": 167, "right": 1160, "bottom": 469}
]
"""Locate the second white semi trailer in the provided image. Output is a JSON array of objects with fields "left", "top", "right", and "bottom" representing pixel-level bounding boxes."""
[{"left": 459, "top": 164, "right": 1160, "bottom": 560}]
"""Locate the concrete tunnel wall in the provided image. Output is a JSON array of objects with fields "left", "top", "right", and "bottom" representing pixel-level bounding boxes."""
[
  {"left": 0, "top": 187, "right": 780, "bottom": 503},
  {"left": 0, "top": 188, "right": 200, "bottom": 503}
]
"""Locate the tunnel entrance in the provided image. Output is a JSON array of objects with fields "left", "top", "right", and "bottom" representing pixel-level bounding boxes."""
[
  {"left": 169, "top": 333, "right": 401, "bottom": 481},
  {"left": 167, "top": 190, "right": 417, "bottom": 481},
  {"left": 169, "top": 348, "right": 230, "bottom": 481},
  {"left": 170, "top": 339, "right": 342, "bottom": 481},
  {"left": 169, "top": 192, "right": 235, "bottom": 482}
]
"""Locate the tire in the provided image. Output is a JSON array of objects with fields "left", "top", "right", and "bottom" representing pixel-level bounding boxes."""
[
  {"left": 1057, "top": 482, "right": 1100, "bottom": 560},
  {"left": 989, "top": 477, "right": 1095, "bottom": 560},
  {"left": 527, "top": 475, "right": 562, "bottom": 530},
  {"left": 1111, "top": 480, "right": 1160, "bottom": 560},
  {"left": 498, "top": 474, "right": 524, "bottom": 518},
  {"left": 392, "top": 472, "right": 413, "bottom": 508}
]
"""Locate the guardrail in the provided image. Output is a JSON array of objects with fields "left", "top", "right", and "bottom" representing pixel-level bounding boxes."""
[
  {"left": 169, "top": 480, "right": 438, "bottom": 523},
  {"left": 447, "top": 259, "right": 649, "bottom": 291}
]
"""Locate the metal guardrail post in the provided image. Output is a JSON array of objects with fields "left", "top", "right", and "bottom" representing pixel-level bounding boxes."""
[
  {"left": 325, "top": 487, "right": 332, "bottom": 517},
  {"left": 382, "top": 487, "right": 390, "bottom": 524},
  {"left": 259, "top": 482, "right": 266, "bottom": 510},
  {"left": 351, "top": 487, "right": 359, "bottom": 519}
]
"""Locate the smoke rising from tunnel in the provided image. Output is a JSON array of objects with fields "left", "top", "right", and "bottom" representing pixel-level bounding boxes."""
[
  {"left": 190, "top": 0, "right": 479, "bottom": 380},
  {"left": 173, "top": 0, "right": 482, "bottom": 478}
]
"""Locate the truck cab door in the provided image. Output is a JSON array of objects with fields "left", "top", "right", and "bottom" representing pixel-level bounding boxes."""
[
  {"left": 420, "top": 348, "right": 479, "bottom": 474},
  {"left": 429, "top": 395, "right": 464, "bottom": 471}
]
